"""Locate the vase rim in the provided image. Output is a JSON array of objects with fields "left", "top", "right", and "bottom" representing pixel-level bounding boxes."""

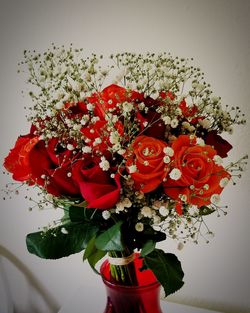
[{"left": 101, "top": 274, "right": 161, "bottom": 291}]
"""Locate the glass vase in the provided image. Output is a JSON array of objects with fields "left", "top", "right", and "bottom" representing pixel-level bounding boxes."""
[{"left": 100, "top": 253, "right": 163, "bottom": 313}]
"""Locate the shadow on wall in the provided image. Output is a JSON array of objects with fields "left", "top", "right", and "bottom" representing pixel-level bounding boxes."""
[{"left": 0, "top": 245, "right": 60, "bottom": 313}]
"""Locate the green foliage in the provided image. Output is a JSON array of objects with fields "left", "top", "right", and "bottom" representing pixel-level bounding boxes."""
[
  {"left": 83, "top": 236, "right": 106, "bottom": 274},
  {"left": 69, "top": 206, "right": 86, "bottom": 222},
  {"left": 26, "top": 202, "right": 185, "bottom": 296},
  {"left": 132, "top": 225, "right": 166, "bottom": 250},
  {"left": 95, "top": 221, "right": 123, "bottom": 251},
  {"left": 140, "top": 240, "right": 156, "bottom": 257},
  {"left": 144, "top": 249, "right": 184, "bottom": 296},
  {"left": 68, "top": 205, "right": 103, "bottom": 222},
  {"left": 26, "top": 222, "right": 98, "bottom": 259}
]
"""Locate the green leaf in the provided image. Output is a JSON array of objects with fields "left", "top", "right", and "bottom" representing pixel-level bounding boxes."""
[
  {"left": 83, "top": 237, "right": 106, "bottom": 274},
  {"left": 140, "top": 240, "right": 156, "bottom": 257},
  {"left": 83, "top": 236, "right": 97, "bottom": 261},
  {"left": 95, "top": 221, "right": 123, "bottom": 251},
  {"left": 144, "top": 249, "right": 184, "bottom": 296},
  {"left": 61, "top": 206, "right": 70, "bottom": 223},
  {"left": 69, "top": 206, "right": 86, "bottom": 222},
  {"left": 138, "top": 226, "right": 166, "bottom": 242},
  {"left": 199, "top": 206, "right": 216, "bottom": 216},
  {"left": 68, "top": 206, "right": 103, "bottom": 223},
  {"left": 132, "top": 227, "right": 166, "bottom": 251},
  {"left": 88, "top": 249, "right": 107, "bottom": 274},
  {"left": 26, "top": 222, "right": 98, "bottom": 259}
]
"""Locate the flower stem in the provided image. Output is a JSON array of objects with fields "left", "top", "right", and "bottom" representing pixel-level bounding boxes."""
[{"left": 108, "top": 250, "right": 138, "bottom": 286}]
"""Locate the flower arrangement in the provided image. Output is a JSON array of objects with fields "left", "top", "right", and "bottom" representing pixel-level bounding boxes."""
[{"left": 3, "top": 45, "right": 247, "bottom": 296}]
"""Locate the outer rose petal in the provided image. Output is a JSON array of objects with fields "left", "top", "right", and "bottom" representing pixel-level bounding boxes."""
[
  {"left": 175, "top": 201, "right": 183, "bottom": 215},
  {"left": 4, "top": 135, "right": 39, "bottom": 182},
  {"left": 88, "top": 84, "right": 143, "bottom": 120},
  {"left": 72, "top": 162, "right": 121, "bottom": 209},
  {"left": 81, "top": 120, "right": 109, "bottom": 153},
  {"left": 63, "top": 101, "right": 88, "bottom": 115},
  {"left": 47, "top": 168, "right": 80, "bottom": 196},
  {"left": 159, "top": 91, "right": 175, "bottom": 100},
  {"left": 79, "top": 174, "right": 121, "bottom": 209},
  {"left": 46, "top": 138, "right": 74, "bottom": 166},
  {"left": 29, "top": 141, "right": 80, "bottom": 196},
  {"left": 179, "top": 99, "right": 198, "bottom": 117},
  {"left": 205, "top": 130, "right": 232, "bottom": 158}
]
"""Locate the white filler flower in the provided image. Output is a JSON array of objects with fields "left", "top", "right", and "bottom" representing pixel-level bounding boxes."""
[{"left": 169, "top": 168, "right": 182, "bottom": 180}]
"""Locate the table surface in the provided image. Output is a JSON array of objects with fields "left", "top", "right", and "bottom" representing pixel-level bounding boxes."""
[{"left": 58, "top": 284, "right": 222, "bottom": 313}]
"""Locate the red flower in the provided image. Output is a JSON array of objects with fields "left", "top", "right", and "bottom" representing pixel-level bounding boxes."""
[
  {"left": 88, "top": 84, "right": 143, "bottom": 120},
  {"left": 81, "top": 117, "right": 125, "bottom": 156},
  {"left": 136, "top": 95, "right": 168, "bottom": 140},
  {"left": 4, "top": 135, "right": 39, "bottom": 182},
  {"left": 175, "top": 201, "right": 183, "bottom": 215},
  {"left": 72, "top": 160, "right": 121, "bottom": 209},
  {"left": 81, "top": 120, "right": 107, "bottom": 140},
  {"left": 63, "top": 101, "right": 88, "bottom": 114},
  {"left": 204, "top": 130, "right": 232, "bottom": 158},
  {"left": 4, "top": 135, "right": 80, "bottom": 197},
  {"left": 136, "top": 110, "right": 166, "bottom": 139},
  {"left": 163, "top": 135, "right": 231, "bottom": 207},
  {"left": 125, "top": 136, "right": 169, "bottom": 193},
  {"left": 159, "top": 91, "right": 175, "bottom": 101},
  {"left": 179, "top": 99, "right": 198, "bottom": 118},
  {"left": 28, "top": 140, "right": 80, "bottom": 196},
  {"left": 81, "top": 119, "right": 109, "bottom": 153}
]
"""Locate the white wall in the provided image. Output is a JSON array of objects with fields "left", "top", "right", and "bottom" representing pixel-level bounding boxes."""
[{"left": 0, "top": 0, "right": 249, "bottom": 312}]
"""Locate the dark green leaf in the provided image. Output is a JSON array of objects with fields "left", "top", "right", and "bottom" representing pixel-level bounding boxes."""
[
  {"left": 69, "top": 206, "right": 103, "bottom": 222},
  {"left": 95, "top": 221, "right": 123, "bottom": 251},
  {"left": 26, "top": 222, "right": 98, "bottom": 259},
  {"left": 83, "top": 236, "right": 97, "bottom": 261},
  {"left": 199, "top": 206, "right": 216, "bottom": 216},
  {"left": 83, "top": 237, "right": 107, "bottom": 274},
  {"left": 140, "top": 240, "right": 156, "bottom": 257},
  {"left": 140, "top": 226, "right": 166, "bottom": 242},
  {"left": 144, "top": 249, "right": 184, "bottom": 296},
  {"left": 61, "top": 206, "right": 70, "bottom": 223},
  {"left": 88, "top": 249, "right": 107, "bottom": 274},
  {"left": 132, "top": 226, "right": 166, "bottom": 250},
  {"left": 69, "top": 206, "right": 85, "bottom": 222}
]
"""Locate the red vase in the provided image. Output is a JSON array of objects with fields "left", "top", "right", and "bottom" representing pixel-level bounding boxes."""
[{"left": 100, "top": 254, "right": 163, "bottom": 313}]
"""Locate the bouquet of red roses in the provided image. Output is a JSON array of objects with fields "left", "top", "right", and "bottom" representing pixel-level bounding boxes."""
[{"left": 3, "top": 46, "right": 247, "bottom": 296}]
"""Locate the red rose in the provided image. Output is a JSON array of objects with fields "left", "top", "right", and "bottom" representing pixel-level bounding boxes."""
[
  {"left": 125, "top": 135, "right": 169, "bottom": 193},
  {"left": 72, "top": 160, "right": 121, "bottom": 209},
  {"left": 136, "top": 96, "right": 166, "bottom": 139},
  {"left": 204, "top": 130, "right": 232, "bottom": 158},
  {"left": 63, "top": 101, "right": 88, "bottom": 115},
  {"left": 4, "top": 135, "right": 80, "bottom": 197},
  {"left": 27, "top": 140, "right": 79, "bottom": 196},
  {"left": 163, "top": 135, "right": 231, "bottom": 207},
  {"left": 4, "top": 135, "right": 39, "bottom": 182},
  {"left": 87, "top": 84, "right": 143, "bottom": 120},
  {"left": 159, "top": 91, "right": 175, "bottom": 101},
  {"left": 179, "top": 99, "right": 198, "bottom": 118},
  {"left": 81, "top": 117, "right": 125, "bottom": 156},
  {"left": 80, "top": 120, "right": 109, "bottom": 153}
]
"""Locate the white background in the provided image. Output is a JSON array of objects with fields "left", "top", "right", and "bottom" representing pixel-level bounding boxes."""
[{"left": 0, "top": 0, "right": 250, "bottom": 312}]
